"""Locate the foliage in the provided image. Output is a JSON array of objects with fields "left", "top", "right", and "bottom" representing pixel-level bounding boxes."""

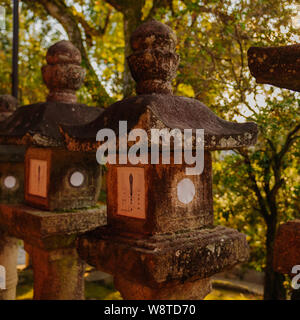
[{"left": 213, "top": 96, "right": 300, "bottom": 272}]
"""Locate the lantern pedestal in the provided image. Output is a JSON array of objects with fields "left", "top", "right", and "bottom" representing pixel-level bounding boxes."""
[
  {"left": 25, "top": 244, "right": 85, "bottom": 300},
  {"left": 0, "top": 203, "right": 106, "bottom": 300},
  {"left": 114, "top": 276, "right": 211, "bottom": 300},
  {"left": 78, "top": 225, "right": 249, "bottom": 300},
  {"left": 0, "top": 144, "right": 24, "bottom": 300}
]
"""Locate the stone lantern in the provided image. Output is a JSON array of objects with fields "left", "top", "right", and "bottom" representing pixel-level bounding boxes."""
[
  {"left": 0, "top": 41, "right": 103, "bottom": 211},
  {"left": 62, "top": 21, "right": 258, "bottom": 300},
  {"left": 0, "top": 94, "right": 25, "bottom": 204},
  {"left": 0, "top": 41, "right": 106, "bottom": 300},
  {"left": 0, "top": 95, "right": 22, "bottom": 300},
  {"left": 0, "top": 145, "right": 25, "bottom": 205}
]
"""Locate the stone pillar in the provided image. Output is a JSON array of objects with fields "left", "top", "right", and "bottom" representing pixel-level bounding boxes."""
[
  {"left": 0, "top": 232, "right": 18, "bottom": 300},
  {"left": 25, "top": 243, "right": 85, "bottom": 300},
  {"left": 0, "top": 203, "right": 106, "bottom": 301},
  {"left": 114, "top": 276, "right": 211, "bottom": 300}
]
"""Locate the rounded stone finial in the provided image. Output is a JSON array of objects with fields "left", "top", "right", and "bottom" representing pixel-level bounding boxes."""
[
  {"left": 130, "top": 20, "right": 177, "bottom": 52},
  {"left": 127, "top": 20, "right": 180, "bottom": 95},
  {"left": 42, "top": 40, "right": 85, "bottom": 104},
  {"left": 46, "top": 40, "right": 82, "bottom": 65},
  {"left": 0, "top": 94, "right": 18, "bottom": 122}
]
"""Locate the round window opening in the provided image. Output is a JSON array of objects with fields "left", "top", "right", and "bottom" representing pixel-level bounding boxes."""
[
  {"left": 177, "top": 178, "right": 195, "bottom": 204},
  {"left": 69, "top": 171, "right": 85, "bottom": 187},
  {"left": 4, "top": 176, "right": 17, "bottom": 189}
]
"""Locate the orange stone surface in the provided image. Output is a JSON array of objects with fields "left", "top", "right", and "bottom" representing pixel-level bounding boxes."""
[
  {"left": 274, "top": 220, "right": 300, "bottom": 275},
  {"left": 117, "top": 167, "right": 146, "bottom": 219},
  {"left": 28, "top": 159, "right": 48, "bottom": 198}
]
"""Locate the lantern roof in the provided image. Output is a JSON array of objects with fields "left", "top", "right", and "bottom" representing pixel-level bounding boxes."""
[
  {"left": 61, "top": 20, "right": 257, "bottom": 152},
  {"left": 0, "top": 40, "right": 103, "bottom": 147},
  {"left": 248, "top": 44, "right": 300, "bottom": 92},
  {"left": 0, "top": 94, "right": 18, "bottom": 122},
  {"left": 62, "top": 94, "right": 257, "bottom": 151},
  {"left": 0, "top": 101, "right": 102, "bottom": 146}
]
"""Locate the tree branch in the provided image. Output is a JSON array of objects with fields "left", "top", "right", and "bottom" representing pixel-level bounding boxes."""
[
  {"left": 278, "top": 124, "right": 300, "bottom": 164},
  {"left": 237, "top": 148, "right": 270, "bottom": 221},
  {"left": 74, "top": 7, "right": 111, "bottom": 47},
  {"left": 146, "top": 0, "right": 173, "bottom": 20},
  {"left": 267, "top": 138, "right": 276, "bottom": 153},
  {"left": 104, "top": 0, "right": 147, "bottom": 97}
]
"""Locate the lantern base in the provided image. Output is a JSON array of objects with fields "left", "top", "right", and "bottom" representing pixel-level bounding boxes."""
[
  {"left": 77, "top": 225, "right": 249, "bottom": 294},
  {"left": 114, "top": 275, "right": 212, "bottom": 300}
]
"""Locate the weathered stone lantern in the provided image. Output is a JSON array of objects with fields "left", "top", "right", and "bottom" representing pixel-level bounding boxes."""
[
  {"left": 0, "top": 94, "right": 25, "bottom": 204},
  {"left": 0, "top": 145, "right": 25, "bottom": 205},
  {"left": 62, "top": 21, "right": 258, "bottom": 300},
  {"left": 0, "top": 41, "right": 106, "bottom": 300},
  {"left": 0, "top": 95, "right": 22, "bottom": 300},
  {"left": 0, "top": 41, "right": 103, "bottom": 211}
]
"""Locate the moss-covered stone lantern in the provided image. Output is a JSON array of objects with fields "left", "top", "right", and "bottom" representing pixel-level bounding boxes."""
[
  {"left": 0, "top": 41, "right": 103, "bottom": 211},
  {"left": 62, "top": 21, "right": 258, "bottom": 300},
  {"left": 0, "top": 94, "right": 22, "bottom": 300},
  {"left": 0, "top": 94, "right": 25, "bottom": 204},
  {"left": 0, "top": 41, "right": 106, "bottom": 300}
]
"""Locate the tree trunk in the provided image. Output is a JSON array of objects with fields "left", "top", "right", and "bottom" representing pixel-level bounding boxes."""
[
  {"left": 105, "top": 0, "right": 171, "bottom": 97},
  {"left": 122, "top": 7, "right": 144, "bottom": 98},
  {"left": 264, "top": 217, "right": 286, "bottom": 300}
]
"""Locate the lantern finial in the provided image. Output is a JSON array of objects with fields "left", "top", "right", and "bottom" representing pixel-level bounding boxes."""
[
  {"left": 127, "top": 20, "right": 179, "bottom": 95},
  {"left": 42, "top": 40, "right": 85, "bottom": 103}
]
